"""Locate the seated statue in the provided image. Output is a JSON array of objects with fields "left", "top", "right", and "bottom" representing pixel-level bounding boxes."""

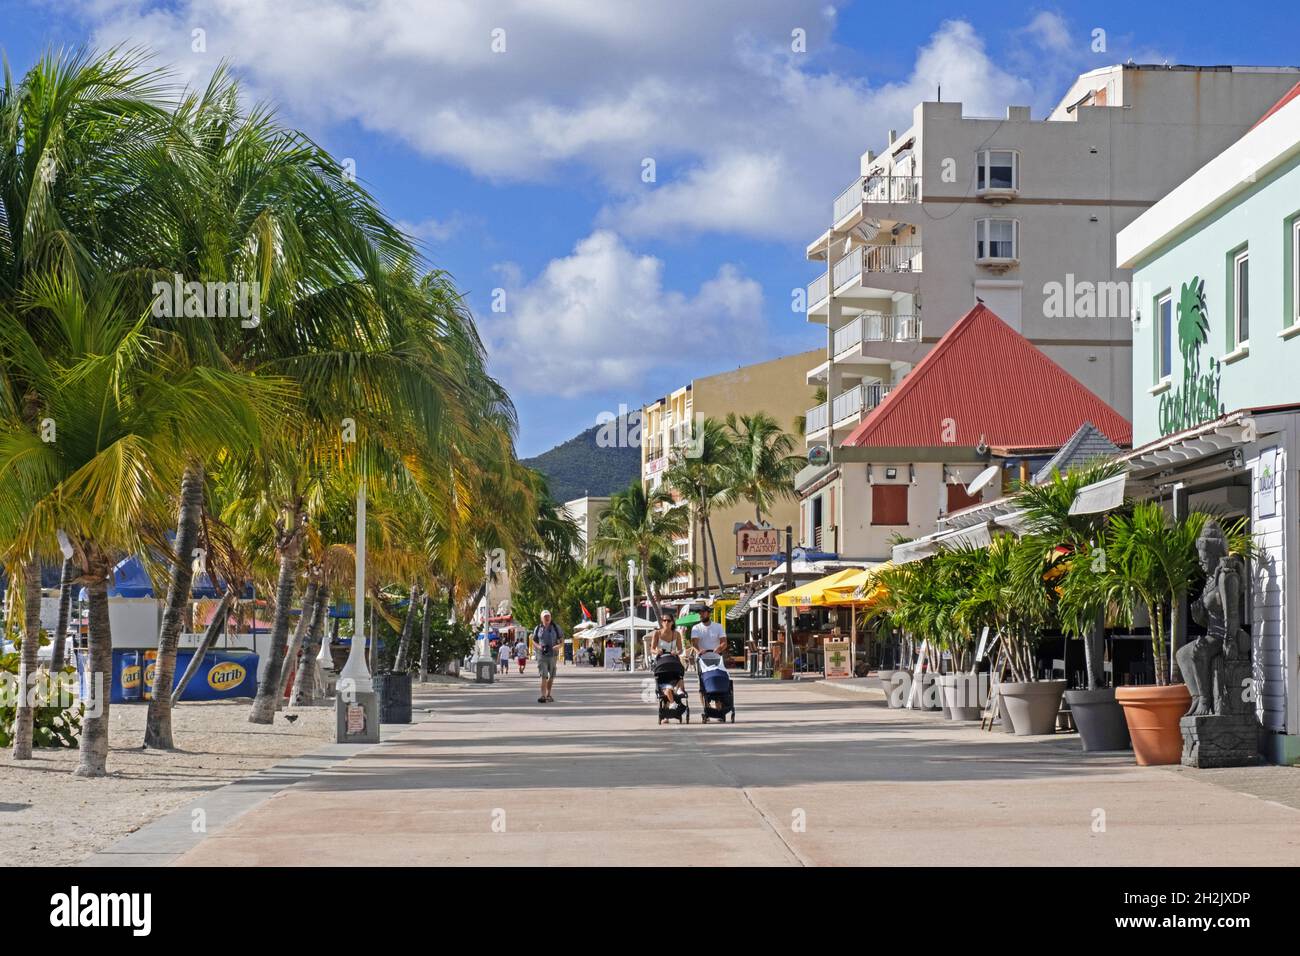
[{"left": 1176, "top": 520, "right": 1251, "bottom": 717}]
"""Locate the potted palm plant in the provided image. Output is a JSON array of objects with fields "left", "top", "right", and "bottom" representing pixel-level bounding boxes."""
[
  {"left": 933, "top": 547, "right": 983, "bottom": 720},
  {"left": 1019, "top": 464, "right": 1132, "bottom": 751},
  {"left": 994, "top": 533, "right": 1067, "bottom": 735},
  {"left": 1105, "top": 502, "right": 1203, "bottom": 765}
]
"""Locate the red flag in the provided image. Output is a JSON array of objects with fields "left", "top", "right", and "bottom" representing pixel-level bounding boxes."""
[{"left": 579, "top": 601, "right": 592, "bottom": 621}]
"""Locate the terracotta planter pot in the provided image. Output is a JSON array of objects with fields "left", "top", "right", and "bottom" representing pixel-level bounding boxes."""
[
  {"left": 1064, "top": 687, "right": 1131, "bottom": 752},
  {"left": 1115, "top": 684, "right": 1190, "bottom": 766},
  {"left": 999, "top": 680, "right": 1066, "bottom": 736},
  {"left": 939, "top": 674, "right": 983, "bottom": 720}
]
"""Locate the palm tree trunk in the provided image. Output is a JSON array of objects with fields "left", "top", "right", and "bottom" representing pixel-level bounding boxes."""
[
  {"left": 172, "top": 588, "right": 235, "bottom": 705},
  {"left": 249, "top": 510, "right": 306, "bottom": 724},
  {"left": 50, "top": 558, "right": 76, "bottom": 673},
  {"left": 698, "top": 513, "right": 711, "bottom": 596},
  {"left": 76, "top": 568, "right": 112, "bottom": 777},
  {"left": 11, "top": 561, "right": 44, "bottom": 759},
  {"left": 705, "top": 518, "right": 724, "bottom": 595},
  {"left": 418, "top": 591, "right": 431, "bottom": 682},
  {"left": 145, "top": 463, "right": 205, "bottom": 749},
  {"left": 392, "top": 583, "right": 420, "bottom": 672},
  {"left": 277, "top": 580, "right": 318, "bottom": 707},
  {"left": 291, "top": 585, "right": 329, "bottom": 706}
]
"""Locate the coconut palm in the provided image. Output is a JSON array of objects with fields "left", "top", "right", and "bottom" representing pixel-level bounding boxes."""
[
  {"left": 662, "top": 416, "right": 732, "bottom": 595},
  {"left": 592, "top": 481, "right": 688, "bottom": 619},
  {"left": 723, "top": 411, "right": 802, "bottom": 524}
]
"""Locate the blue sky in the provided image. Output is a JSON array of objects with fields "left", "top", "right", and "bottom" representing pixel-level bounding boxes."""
[{"left": 4, "top": 0, "right": 1299, "bottom": 456}]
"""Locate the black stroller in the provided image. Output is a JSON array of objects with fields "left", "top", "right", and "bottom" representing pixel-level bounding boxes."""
[
  {"left": 653, "top": 653, "right": 689, "bottom": 724},
  {"left": 697, "top": 653, "right": 735, "bottom": 723}
]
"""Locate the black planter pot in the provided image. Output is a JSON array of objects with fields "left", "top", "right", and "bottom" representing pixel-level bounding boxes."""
[
  {"left": 375, "top": 672, "right": 413, "bottom": 724},
  {"left": 1064, "top": 687, "right": 1131, "bottom": 752}
]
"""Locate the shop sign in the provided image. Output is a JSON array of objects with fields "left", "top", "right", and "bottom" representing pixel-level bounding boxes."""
[
  {"left": 808, "top": 444, "right": 830, "bottom": 466},
  {"left": 1257, "top": 446, "right": 1279, "bottom": 519},
  {"left": 1158, "top": 278, "right": 1224, "bottom": 435},
  {"left": 735, "top": 521, "right": 781, "bottom": 558},
  {"left": 823, "top": 638, "right": 851, "bottom": 679}
]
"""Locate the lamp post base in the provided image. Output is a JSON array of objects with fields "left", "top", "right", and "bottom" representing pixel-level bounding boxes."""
[{"left": 335, "top": 690, "right": 380, "bottom": 744}]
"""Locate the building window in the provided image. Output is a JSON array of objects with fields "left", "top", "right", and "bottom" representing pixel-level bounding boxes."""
[
  {"left": 976, "top": 218, "right": 1018, "bottom": 260},
  {"left": 977, "top": 149, "right": 1018, "bottom": 192},
  {"left": 1157, "top": 291, "right": 1172, "bottom": 380},
  {"left": 1291, "top": 218, "right": 1300, "bottom": 329},
  {"left": 871, "top": 484, "right": 909, "bottom": 526},
  {"left": 811, "top": 494, "right": 824, "bottom": 549},
  {"left": 1232, "top": 248, "right": 1249, "bottom": 347},
  {"left": 946, "top": 483, "right": 981, "bottom": 514}
]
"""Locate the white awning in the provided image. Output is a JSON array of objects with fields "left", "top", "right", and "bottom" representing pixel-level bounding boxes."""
[
  {"left": 892, "top": 538, "right": 940, "bottom": 565},
  {"left": 1068, "top": 473, "right": 1127, "bottom": 515},
  {"left": 939, "top": 522, "right": 993, "bottom": 550}
]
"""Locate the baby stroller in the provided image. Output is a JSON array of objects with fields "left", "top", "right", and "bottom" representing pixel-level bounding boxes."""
[
  {"left": 697, "top": 652, "right": 735, "bottom": 723},
  {"left": 653, "top": 652, "right": 689, "bottom": 724}
]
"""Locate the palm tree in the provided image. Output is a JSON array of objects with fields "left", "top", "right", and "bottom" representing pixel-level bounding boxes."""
[
  {"left": 1012, "top": 461, "right": 1124, "bottom": 689},
  {"left": 592, "top": 481, "right": 688, "bottom": 619},
  {"left": 724, "top": 412, "right": 802, "bottom": 524},
  {"left": 663, "top": 417, "right": 732, "bottom": 595},
  {"left": 1102, "top": 502, "right": 1207, "bottom": 686}
]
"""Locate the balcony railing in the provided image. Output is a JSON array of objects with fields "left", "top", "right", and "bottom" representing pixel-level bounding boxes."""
[
  {"left": 833, "top": 313, "right": 923, "bottom": 353},
  {"left": 832, "top": 245, "right": 864, "bottom": 288},
  {"left": 805, "top": 401, "right": 829, "bottom": 435},
  {"left": 863, "top": 174, "right": 922, "bottom": 204},
  {"left": 832, "top": 384, "right": 864, "bottom": 423},
  {"left": 808, "top": 271, "right": 829, "bottom": 306},
  {"left": 863, "top": 313, "right": 922, "bottom": 342},
  {"left": 833, "top": 177, "right": 865, "bottom": 222},
  {"left": 864, "top": 244, "right": 922, "bottom": 273}
]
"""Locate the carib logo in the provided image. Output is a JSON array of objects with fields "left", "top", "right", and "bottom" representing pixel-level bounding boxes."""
[
  {"left": 120, "top": 665, "right": 142, "bottom": 690},
  {"left": 207, "top": 661, "right": 247, "bottom": 692}
]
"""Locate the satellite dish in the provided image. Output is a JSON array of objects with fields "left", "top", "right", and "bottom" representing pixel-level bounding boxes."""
[{"left": 966, "top": 465, "right": 1000, "bottom": 498}]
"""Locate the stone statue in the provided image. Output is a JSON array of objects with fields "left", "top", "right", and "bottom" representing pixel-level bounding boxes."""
[
  {"left": 1176, "top": 519, "right": 1259, "bottom": 768},
  {"left": 1177, "top": 519, "right": 1250, "bottom": 717}
]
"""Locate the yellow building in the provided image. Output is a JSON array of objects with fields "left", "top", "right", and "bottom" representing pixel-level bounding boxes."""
[{"left": 641, "top": 350, "right": 821, "bottom": 593}]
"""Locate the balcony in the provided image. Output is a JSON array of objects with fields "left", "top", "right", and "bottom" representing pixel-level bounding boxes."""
[
  {"left": 832, "top": 313, "right": 923, "bottom": 355},
  {"left": 863, "top": 174, "right": 921, "bottom": 205},
  {"left": 806, "top": 382, "right": 892, "bottom": 441},
  {"left": 807, "top": 271, "right": 829, "bottom": 309},
  {"left": 807, "top": 245, "right": 923, "bottom": 318}
]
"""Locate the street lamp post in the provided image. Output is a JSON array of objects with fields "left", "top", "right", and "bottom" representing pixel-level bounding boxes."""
[
  {"left": 627, "top": 558, "right": 636, "bottom": 671},
  {"left": 336, "top": 471, "right": 378, "bottom": 743}
]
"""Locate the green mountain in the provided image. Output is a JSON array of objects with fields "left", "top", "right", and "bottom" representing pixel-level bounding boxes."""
[{"left": 522, "top": 421, "right": 640, "bottom": 503}]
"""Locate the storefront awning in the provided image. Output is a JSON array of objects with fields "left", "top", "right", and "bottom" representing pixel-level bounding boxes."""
[
  {"left": 1068, "top": 472, "right": 1128, "bottom": 515},
  {"left": 731, "top": 580, "right": 783, "bottom": 616},
  {"left": 775, "top": 568, "right": 864, "bottom": 608},
  {"left": 823, "top": 563, "right": 891, "bottom": 605}
]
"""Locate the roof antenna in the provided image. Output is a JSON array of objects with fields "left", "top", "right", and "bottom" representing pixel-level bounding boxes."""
[
  {"left": 976, "top": 295, "right": 985, "bottom": 304},
  {"left": 937, "top": 83, "right": 941, "bottom": 102}
]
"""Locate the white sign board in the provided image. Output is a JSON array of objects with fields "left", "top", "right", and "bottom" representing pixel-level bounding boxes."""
[{"left": 1257, "top": 446, "right": 1279, "bottom": 519}]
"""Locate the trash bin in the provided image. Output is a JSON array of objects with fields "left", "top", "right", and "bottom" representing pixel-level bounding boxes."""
[
  {"left": 474, "top": 658, "right": 495, "bottom": 683},
  {"left": 374, "top": 672, "right": 412, "bottom": 724}
]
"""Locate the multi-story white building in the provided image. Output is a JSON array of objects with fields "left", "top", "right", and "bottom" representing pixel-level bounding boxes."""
[
  {"left": 804, "top": 63, "right": 1300, "bottom": 453},
  {"left": 562, "top": 495, "right": 611, "bottom": 569}
]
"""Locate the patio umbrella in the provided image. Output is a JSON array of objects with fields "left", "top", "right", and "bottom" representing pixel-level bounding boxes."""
[{"left": 775, "top": 568, "right": 864, "bottom": 608}]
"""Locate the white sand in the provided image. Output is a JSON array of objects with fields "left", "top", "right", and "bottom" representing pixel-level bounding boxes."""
[{"left": 0, "top": 697, "right": 338, "bottom": 867}]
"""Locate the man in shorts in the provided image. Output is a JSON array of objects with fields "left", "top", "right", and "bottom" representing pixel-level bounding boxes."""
[{"left": 532, "top": 610, "right": 564, "bottom": 703}]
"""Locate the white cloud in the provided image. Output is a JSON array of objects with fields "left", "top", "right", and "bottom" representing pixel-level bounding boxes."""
[
  {"left": 79, "top": 2, "right": 1051, "bottom": 241},
  {"left": 479, "top": 231, "right": 766, "bottom": 397}
]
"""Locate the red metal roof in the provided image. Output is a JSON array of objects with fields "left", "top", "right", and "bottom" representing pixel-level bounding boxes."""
[
  {"left": 841, "top": 303, "right": 1132, "bottom": 449},
  {"left": 1250, "top": 80, "right": 1300, "bottom": 131}
]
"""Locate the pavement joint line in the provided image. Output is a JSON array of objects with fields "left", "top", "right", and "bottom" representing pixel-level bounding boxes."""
[{"left": 78, "top": 699, "right": 441, "bottom": 867}]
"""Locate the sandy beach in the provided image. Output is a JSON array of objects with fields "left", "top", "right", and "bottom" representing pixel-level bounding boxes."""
[{"left": 0, "top": 688, "right": 353, "bottom": 867}]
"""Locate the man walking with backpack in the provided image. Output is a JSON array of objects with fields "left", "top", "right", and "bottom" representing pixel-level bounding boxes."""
[{"left": 533, "top": 610, "right": 564, "bottom": 703}]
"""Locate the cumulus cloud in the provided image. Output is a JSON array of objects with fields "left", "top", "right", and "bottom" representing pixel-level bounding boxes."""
[
  {"left": 479, "top": 231, "right": 766, "bottom": 396},
  {"left": 79, "top": 2, "right": 1056, "bottom": 241}
]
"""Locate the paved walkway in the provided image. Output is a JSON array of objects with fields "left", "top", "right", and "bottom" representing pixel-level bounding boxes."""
[{"left": 134, "top": 667, "right": 1300, "bottom": 866}]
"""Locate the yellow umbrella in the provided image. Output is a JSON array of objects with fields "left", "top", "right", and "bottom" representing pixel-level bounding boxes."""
[
  {"left": 775, "top": 568, "right": 864, "bottom": 608},
  {"left": 822, "top": 562, "right": 893, "bottom": 605}
]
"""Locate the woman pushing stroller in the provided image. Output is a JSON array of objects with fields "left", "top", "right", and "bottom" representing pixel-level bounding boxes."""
[{"left": 650, "top": 613, "right": 687, "bottom": 723}]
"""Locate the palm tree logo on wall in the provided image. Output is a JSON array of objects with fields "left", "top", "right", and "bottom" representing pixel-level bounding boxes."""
[{"left": 1159, "top": 277, "right": 1224, "bottom": 434}]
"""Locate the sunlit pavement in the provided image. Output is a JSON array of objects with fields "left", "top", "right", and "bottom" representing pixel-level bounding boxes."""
[{"left": 170, "top": 665, "right": 1300, "bottom": 866}]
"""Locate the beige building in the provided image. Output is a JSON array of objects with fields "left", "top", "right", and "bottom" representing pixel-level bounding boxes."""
[
  {"left": 641, "top": 350, "right": 821, "bottom": 593},
  {"left": 804, "top": 63, "right": 1300, "bottom": 457}
]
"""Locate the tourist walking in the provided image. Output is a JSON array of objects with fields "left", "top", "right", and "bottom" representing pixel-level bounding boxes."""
[
  {"left": 497, "top": 637, "right": 511, "bottom": 675},
  {"left": 514, "top": 636, "right": 528, "bottom": 675},
  {"left": 532, "top": 610, "right": 564, "bottom": 703},
  {"left": 690, "top": 604, "right": 727, "bottom": 664},
  {"left": 650, "top": 612, "right": 686, "bottom": 712}
]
